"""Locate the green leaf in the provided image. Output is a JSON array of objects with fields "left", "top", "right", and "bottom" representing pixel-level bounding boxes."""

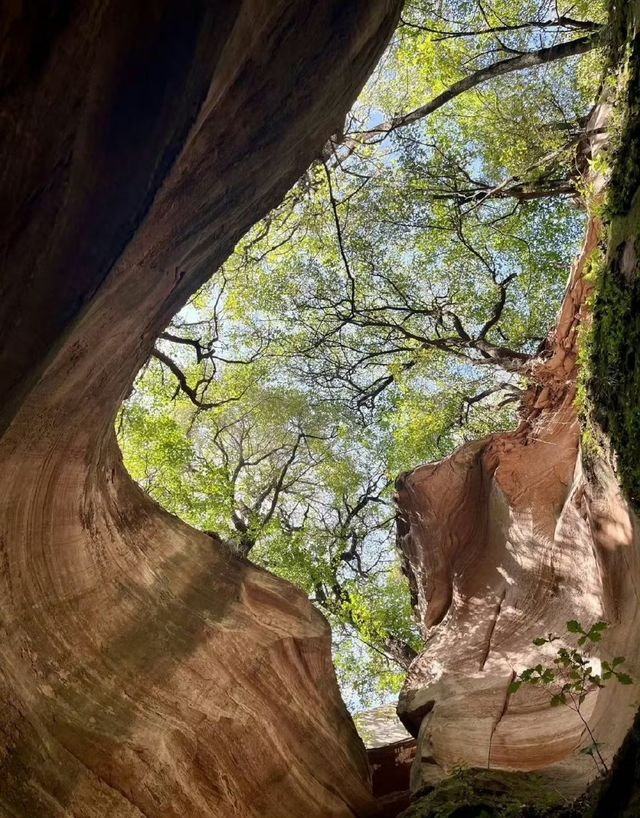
[
  {"left": 116, "top": 1, "right": 604, "bottom": 710},
  {"left": 508, "top": 680, "right": 522, "bottom": 694},
  {"left": 566, "top": 620, "right": 583, "bottom": 634},
  {"left": 616, "top": 673, "right": 633, "bottom": 685}
]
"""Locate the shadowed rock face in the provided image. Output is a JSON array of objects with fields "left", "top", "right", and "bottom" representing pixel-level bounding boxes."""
[
  {"left": 0, "top": 2, "right": 401, "bottom": 816},
  {"left": 395, "top": 108, "right": 640, "bottom": 797}
]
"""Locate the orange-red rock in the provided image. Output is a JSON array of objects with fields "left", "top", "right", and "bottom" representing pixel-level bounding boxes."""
[{"left": 0, "top": 3, "right": 401, "bottom": 816}]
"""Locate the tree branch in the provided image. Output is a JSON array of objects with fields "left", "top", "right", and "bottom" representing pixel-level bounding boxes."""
[
  {"left": 344, "top": 31, "right": 602, "bottom": 148},
  {"left": 151, "top": 349, "right": 244, "bottom": 411}
]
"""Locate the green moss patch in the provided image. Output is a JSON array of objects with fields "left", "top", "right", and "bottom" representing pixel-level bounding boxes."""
[
  {"left": 585, "top": 1, "right": 640, "bottom": 510},
  {"left": 606, "top": 2, "right": 640, "bottom": 216},
  {"left": 588, "top": 151, "right": 640, "bottom": 509},
  {"left": 396, "top": 770, "right": 581, "bottom": 818}
]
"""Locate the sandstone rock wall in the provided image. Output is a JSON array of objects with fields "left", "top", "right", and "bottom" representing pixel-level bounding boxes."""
[
  {"left": 0, "top": 3, "right": 401, "bottom": 816},
  {"left": 395, "top": 107, "right": 640, "bottom": 796}
]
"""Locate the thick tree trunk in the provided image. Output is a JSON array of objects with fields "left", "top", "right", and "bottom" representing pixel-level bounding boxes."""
[
  {"left": 0, "top": 3, "right": 401, "bottom": 817},
  {"left": 382, "top": 636, "right": 419, "bottom": 670}
]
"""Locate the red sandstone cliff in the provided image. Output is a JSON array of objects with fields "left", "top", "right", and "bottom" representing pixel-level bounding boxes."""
[{"left": 0, "top": 3, "right": 401, "bottom": 816}]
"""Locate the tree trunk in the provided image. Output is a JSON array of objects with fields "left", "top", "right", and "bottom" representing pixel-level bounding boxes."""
[
  {"left": 0, "top": 3, "right": 401, "bottom": 817},
  {"left": 382, "top": 637, "right": 419, "bottom": 671}
]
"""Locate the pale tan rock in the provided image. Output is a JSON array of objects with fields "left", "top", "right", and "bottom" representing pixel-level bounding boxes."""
[{"left": 396, "top": 112, "right": 640, "bottom": 796}]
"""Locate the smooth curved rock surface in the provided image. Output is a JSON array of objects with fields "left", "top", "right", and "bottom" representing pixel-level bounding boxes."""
[
  {"left": 396, "top": 109, "right": 640, "bottom": 795},
  {"left": 0, "top": 2, "right": 401, "bottom": 816}
]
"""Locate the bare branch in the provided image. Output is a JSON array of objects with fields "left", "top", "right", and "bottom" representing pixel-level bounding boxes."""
[
  {"left": 342, "top": 31, "right": 602, "bottom": 150},
  {"left": 151, "top": 349, "right": 245, "bottom": 411},
  {"left": 399, "top": 15, "right": 599, "bottom": 39},
  {"left": 323, "top": 160, "right": 356, "bottom": 313}
]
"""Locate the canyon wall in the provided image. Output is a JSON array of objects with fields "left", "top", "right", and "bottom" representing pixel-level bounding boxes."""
[
  {"left": 395, "top": 103, "right": 640, "bottom": 797},
  {"left": 0, "top": 3, "right": 401, "bottom": 816}
]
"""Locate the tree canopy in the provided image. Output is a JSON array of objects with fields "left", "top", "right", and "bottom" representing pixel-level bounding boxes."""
[{"left": 119, "top": 0, "right": 606, "bottom": 709}]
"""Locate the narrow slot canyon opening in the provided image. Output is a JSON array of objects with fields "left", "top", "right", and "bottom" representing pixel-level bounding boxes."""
[
  {"left": 115, "top": 1, "right": 624, "bottom": 813},
  {"left": 3, "top": 1, "right": 640, "bottom": 817},
  {"left": 117, "top": 0, "right": 592, "bottom": 721}
]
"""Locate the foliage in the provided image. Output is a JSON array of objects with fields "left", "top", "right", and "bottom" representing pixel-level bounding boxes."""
[
  {"left": 509, "top": 621, "right": 632, "bottom": 774},
  {"left": 120, "top": 361, "right": 420, "bottom": 707},
  {"left": 396, "top": 769, "right": 569, "bottom": 818},
  {"left": 120, "top": 0, "right": 607, "bottom": 707}
]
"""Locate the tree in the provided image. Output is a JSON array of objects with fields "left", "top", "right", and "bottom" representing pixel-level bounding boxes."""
[
  {"left": 220, "top": 0, "right": 604, "bottom": 416},
  {"left": 121, "top": 352, "right": 420, "bottom": 705},
  {"left": 120, "top": 0, "right": 608, "bottom": 710}
]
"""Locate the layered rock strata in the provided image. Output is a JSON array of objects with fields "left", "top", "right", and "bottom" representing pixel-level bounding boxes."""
[
  {"left": 0, "top": 3, "right": 401, "bottom": 816},
  {"left": 395, "top": 106, "right": 640, "bottom": 795}
]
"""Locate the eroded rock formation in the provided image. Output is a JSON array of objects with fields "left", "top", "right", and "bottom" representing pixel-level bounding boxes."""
[
  {"left": 368, "top": 739, "right": 416, "bottom": 818},
  {"left": 395, "top": 104, "right": 640, "bottom": 796},
  {"left": 0, "top": 3, "right": 401, "bottom": 816},
  {"left": 356, "top": 705, "right": 416, "bottom": 817}
]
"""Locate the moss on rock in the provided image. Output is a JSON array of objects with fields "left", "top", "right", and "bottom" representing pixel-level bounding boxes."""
[
  {"left": 395, "top": 770, "right": 583, "bottom": 818},
  {"left": 588, "top": 0, "right": 640, "bottom": 510},
  {"left": 606, "top": 1, "right": 640, "bottom": 217}
]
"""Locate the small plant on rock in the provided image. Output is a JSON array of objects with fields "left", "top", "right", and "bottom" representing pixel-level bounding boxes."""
[{"left": 509, "top": 620, "right": 633, "bottom": 775}]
